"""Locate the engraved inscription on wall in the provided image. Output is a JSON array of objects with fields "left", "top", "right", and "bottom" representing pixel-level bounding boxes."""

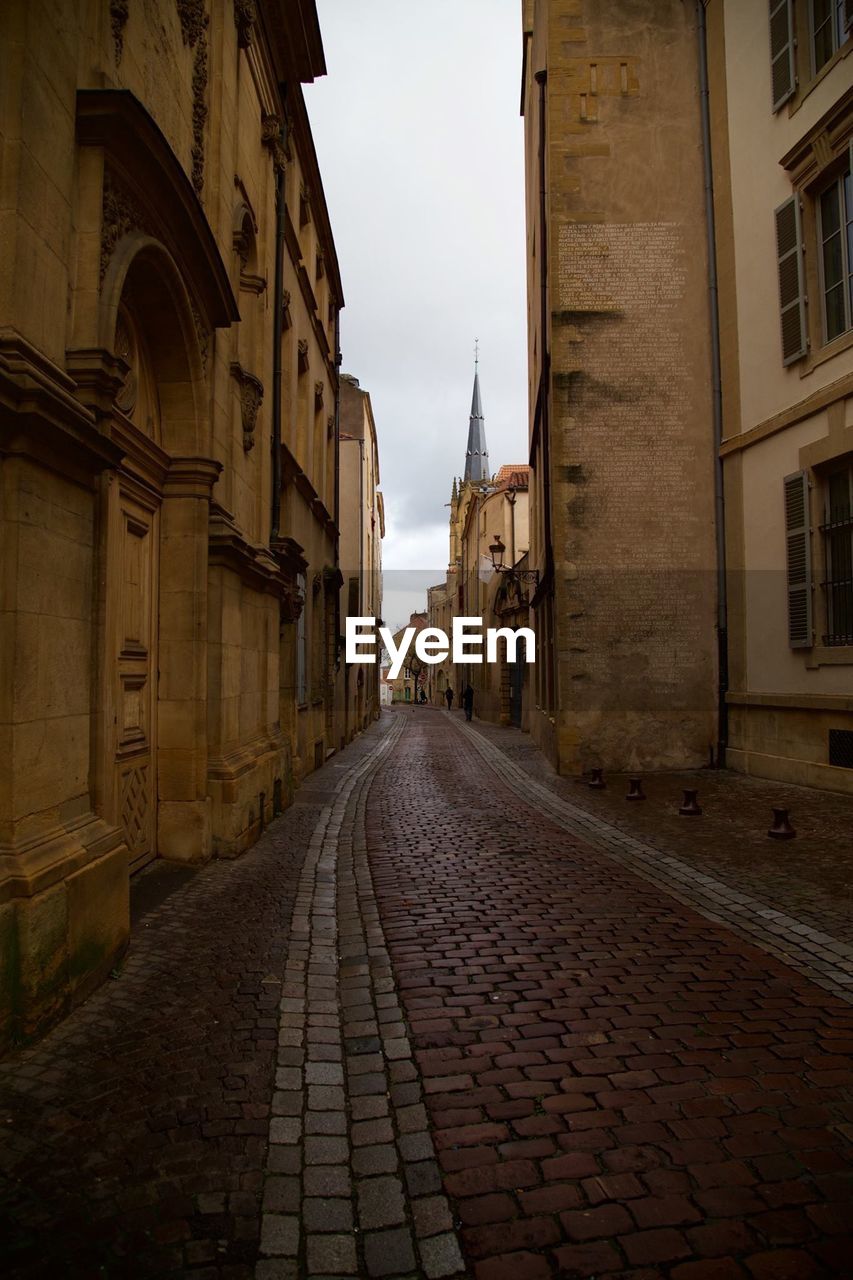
[{"left": 554, "top": 221, "right": 713, "bottom": 720}]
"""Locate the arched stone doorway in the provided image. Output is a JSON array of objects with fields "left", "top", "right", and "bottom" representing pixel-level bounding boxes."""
[{"left": 98, "top": 236, "right": 218, "bottom": 869}]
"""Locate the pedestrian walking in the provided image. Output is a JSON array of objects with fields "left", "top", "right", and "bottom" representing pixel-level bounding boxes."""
[
  {"left": 444, "top": 687, "right": 454, "bottom": 710},
  {"left": 462, "top": 682, "right": 474, "bottom": 721}
]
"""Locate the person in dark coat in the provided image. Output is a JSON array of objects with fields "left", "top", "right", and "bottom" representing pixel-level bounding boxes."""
[
  {"left": 462, "top": 683, "right": 474, "bottom": 721},
  {"left": 444, "top": 687, "right": 454, "bottom": 710}
]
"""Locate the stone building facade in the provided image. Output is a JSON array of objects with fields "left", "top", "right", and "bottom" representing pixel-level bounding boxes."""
[
  {"left": 0, "top": 0, "right": 345, "bottom": 1047},
  {"left": 708, "top": 0, "right": 853, "bottom": 793},
  {"left": 339, "top": 374, "right": 384, "bottom": 743},
  {"left": 520, "top": 0, "right": 719, "bottom": 776}
]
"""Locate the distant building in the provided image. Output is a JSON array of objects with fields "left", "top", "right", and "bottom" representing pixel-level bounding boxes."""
[
  {"left": 428, "top": 363, "right": 531, "bottom": 726},
  {"left": 339, "top": 375, "right": 384, "bottom": 744},
  {"left": 383, "top": 612, "right": 427, "bottom": 703}
]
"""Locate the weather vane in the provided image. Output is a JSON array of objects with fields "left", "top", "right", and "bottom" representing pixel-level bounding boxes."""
[{"left": 474, "top": 338, "right": 479, "bottom": 368}]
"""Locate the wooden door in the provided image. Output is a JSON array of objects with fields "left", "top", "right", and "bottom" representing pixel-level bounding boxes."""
[{"left": 114, "top": 489, "right": 159, "bottom": 874}]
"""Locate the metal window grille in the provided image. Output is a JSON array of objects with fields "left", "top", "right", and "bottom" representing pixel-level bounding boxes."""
[
  {"left": 829, "top": 729, "right": 853, "bottom": 769},
  {"left": 821, "top": 466, "right": 853, "bottom": 646}
]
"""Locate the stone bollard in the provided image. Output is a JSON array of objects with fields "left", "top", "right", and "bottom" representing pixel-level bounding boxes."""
[
  {"left": 768, "top": 807, "right": 796, "bottom": 840},
  {"left": 588, "top": 768, "right": 606, "bottom": 790},
  {"left": 679, "top": 789, "right": 702, "bottom": 816}
]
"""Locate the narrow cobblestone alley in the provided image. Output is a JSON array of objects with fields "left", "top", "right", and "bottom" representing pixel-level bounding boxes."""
[{"left": 2, "top": 706, "right": 853, "bottom": 1279}]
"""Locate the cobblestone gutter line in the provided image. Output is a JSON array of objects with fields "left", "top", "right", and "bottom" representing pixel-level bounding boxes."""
[
  {"left": 257, "top": 714, "right": 465, "bottom": 1279},
  {"left": 453, "top": 716, "right": 853, "bottom": 1006}
]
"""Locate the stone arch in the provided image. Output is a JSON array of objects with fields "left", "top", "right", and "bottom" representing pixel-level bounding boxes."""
[{"left": 101, "top": 232, "right": 209, "bottom": 457}]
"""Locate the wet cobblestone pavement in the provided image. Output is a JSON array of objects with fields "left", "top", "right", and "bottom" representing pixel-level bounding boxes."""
[{"left": 2, "top": 706, "right": 852, "bottom": 1278}]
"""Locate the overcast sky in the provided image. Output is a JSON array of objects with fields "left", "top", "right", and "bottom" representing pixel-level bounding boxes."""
[{"left": 305, "top": 0, "right": 528, "bottom": 629}]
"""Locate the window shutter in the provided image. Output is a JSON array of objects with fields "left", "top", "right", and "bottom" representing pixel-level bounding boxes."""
[
  {"left": 784, "top": 471, "right": 813, "bottom": 648},
  {"left": 774, "top": 196, "right": 808, "bottom": 364},
  {"left": 769, "top": 0, "right": 796, "bottom": 111}
]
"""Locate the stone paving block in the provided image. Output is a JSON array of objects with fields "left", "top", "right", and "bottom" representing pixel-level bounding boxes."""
[
  {"left": 259, "top": 1213, "right": 299, "bottom": 1257},
  {"left": 363, "top": 1226, "right": 417, "bottom": 1276},
  {"left": 305, "top": 1109, "right": 347, "bottom": 1135},
  {"left": 308, "top": 1083, "right": 346, "bottom": 1111},
  {"left": 351, "top": 1095, "right": 390, "bottom": 1121},
  {"left": 304, "top": 1134, "right": 349, "bottom": 1165},
  {"left": 357, "top": 1173, "right": 407, "bottom": 1228},
  {"left": 302, "top": 1195, "right": 354, "bottom": 1233},
  {"left": 304, "top": 1165, "right": 352, "bottom": 1198},
  {"left": 412, "top": 1194, "right": 454, "bottom": 1237},
  {"left": 419, "top": 1231, "right": 467, "bottom": 1278},
  {"left": 262, "top": 1176, "right": 300, "bottom": 1214},
  {"left": 306, "top": 1232, "right": 358, "bottom": 1274},
  {"left": 405, "top": 1159, "right": 444, "bottom": 1197},
  {"left": 268, "top": 1117, "right": 301, "bottom": 1145},
  {"left": 305, "top": 1060, "right": 344, "bottom": 1086},
  {"left": 352, "top": 1116, "right": 395, "bottom": 1146},
  {"left": 349, "top": 1071, "right": 388, "bottom": 1096},
  {"left": 353, "top": 1142, "right": 399, "bottom": 1176},
  {"left": 398, "top": 1131, "right": 435, "bottom": 1163}
]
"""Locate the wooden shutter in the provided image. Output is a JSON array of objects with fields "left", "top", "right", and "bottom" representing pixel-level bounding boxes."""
[
  {"left": 775, "top": 196, "right": 808, "bottom": 364},
  {"left": 784, "top": 471, "right": 813, "bottom": 648},
  {"left": 769, "top": 0, "right": 796, "bottom": 111}
]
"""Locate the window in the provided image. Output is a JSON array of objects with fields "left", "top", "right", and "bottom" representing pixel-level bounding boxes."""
[
  {"left": 818, "top": 164, "right": 853, "bottom": 341},
  {"left": 822, "top": 465, "right": 853, "bottom": 645},
  {"left": 810, "top": 0, "right": 850, "bottom": 74},
  {"left": 775, "top": 138, "right": 853, "bottom": 363}
]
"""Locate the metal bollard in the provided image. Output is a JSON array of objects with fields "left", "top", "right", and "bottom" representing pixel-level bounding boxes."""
[
  {"left": 679, "top": 788, "right": 702, "bottom": 816},
  {"left": 768, "top": 807, "right": 796, "bottom": 840}
]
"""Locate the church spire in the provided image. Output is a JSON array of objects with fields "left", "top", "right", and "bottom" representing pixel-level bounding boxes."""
[{"left": 464, "top": 343, "right": 490, "bottom": 483}]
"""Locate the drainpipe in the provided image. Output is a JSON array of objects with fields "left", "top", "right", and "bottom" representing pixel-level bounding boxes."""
[
  {"left": 334, "top": 308, "right": 342, "bottom": 660},
  {"left": 696, "top": 0, "right": 729, "bottom": 766},
  {"left": 535, "top": 69, "right": 553, "bottom": 600},
  {"left": 270, "top": 114, "right": 286, "bottom": 541}
]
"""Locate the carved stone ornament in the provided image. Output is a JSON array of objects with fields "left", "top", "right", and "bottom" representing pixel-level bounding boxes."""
[
  {"left": 100, "top": 169, "right": 152, "bottom": 280},
  {"left": 280, "top": 581, "right": 304, "bottom": 625},
  {"left": 326, "top": 414, "right": 335, "bottom": 440},
  {"left": 281, "top": 289, "right": 292, "bottom": 330},
  {"left": 314, "top": 380, "right": 324, "bottom": 409},
  {"left": 261, "top": 113, "right": 287, "bottom": 173},
  {"left": 110, "top": 0, "right": 129, "bottom": 64},
  {"left": 233, "top": 0, "right": 257, "bottom": 48},
  {"left": 299, "top": 183, "right": 311, "bottom": 227},
  {"left": 230, "top": 362, "right": 264, "bottom": 451},
  {"left": 297, "top": 339, "right": 309, "bottom": 374},
  {"left": 176, "top": 0, "right": 209, "bottom": 193},
  {"left": 190, "top": 298, "right": 210, "bottom": 372}
]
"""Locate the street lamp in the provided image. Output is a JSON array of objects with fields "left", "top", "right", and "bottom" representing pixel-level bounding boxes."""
[{"left": 489, "top": 532, "right": 540, "bottom": 588}]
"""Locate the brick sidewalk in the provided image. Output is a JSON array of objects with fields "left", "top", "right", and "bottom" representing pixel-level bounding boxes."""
[
  {"left": 367, "top": 710, "right": 853, "bottom": 1279},
  {"left": 464, "top": 711, "right": 853, "bottom": 947}
]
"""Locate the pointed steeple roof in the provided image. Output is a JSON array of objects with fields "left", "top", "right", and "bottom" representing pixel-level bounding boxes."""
[{"left": 464, "top": 354, "right": 490, "bottom": 483}]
